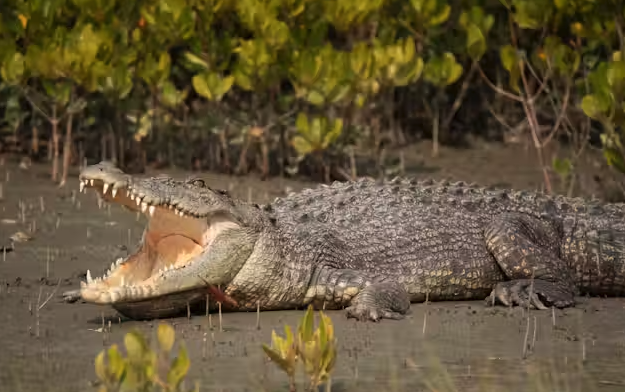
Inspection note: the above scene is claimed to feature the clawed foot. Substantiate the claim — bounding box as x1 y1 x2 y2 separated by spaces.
62 289 82 303
486 279 575 310
344 281 411 322
345 304 406 322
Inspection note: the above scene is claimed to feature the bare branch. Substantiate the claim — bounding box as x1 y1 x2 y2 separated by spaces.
475 62 524 102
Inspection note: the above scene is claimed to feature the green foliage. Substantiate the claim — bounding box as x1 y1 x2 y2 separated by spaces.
423 53 463 88
535 36 581 79
192 72 233 102
407 0 452 29
499 45 522 93
94 323 198 392
375 38 425 87
1 0 625 181
292 113 343 157
581 56 625 173
459 6 495 61
262 305 337 392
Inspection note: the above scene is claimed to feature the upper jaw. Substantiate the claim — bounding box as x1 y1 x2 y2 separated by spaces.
79 161 196 218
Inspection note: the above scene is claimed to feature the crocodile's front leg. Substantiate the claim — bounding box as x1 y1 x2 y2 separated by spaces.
305 266 411 322
484 213 577 309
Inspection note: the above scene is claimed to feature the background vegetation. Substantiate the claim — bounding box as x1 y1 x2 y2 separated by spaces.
0 0 624 190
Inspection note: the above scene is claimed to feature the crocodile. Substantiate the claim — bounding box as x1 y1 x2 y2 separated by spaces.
62 161 625 321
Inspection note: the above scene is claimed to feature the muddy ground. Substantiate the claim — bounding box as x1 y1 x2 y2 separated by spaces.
1 142 625 392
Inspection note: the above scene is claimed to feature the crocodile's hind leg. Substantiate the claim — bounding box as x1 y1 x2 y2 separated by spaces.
305 266 411 322
484 213 577 309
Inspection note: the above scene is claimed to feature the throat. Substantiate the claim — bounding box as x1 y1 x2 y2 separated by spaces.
149 233 204 273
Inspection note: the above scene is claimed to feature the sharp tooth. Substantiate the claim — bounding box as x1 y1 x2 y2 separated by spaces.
79 181 85 193
111 262 115 271
136 198 141 206
87 270 93 283
180 211 185 217
130 194 135 201
103 183 109 195
121 277 125 286
169 264 175 270
112 188 118 198
89 179 94 186
141 202 148 212
116 258 123 265
148 205 155 216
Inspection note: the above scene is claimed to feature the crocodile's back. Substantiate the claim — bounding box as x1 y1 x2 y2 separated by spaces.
271 177 621 226
264 178 625 301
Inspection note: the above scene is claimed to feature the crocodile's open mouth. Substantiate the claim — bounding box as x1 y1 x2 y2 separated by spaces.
77 176 239 304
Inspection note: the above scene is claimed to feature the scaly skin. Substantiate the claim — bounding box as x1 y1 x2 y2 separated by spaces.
62 161 625 321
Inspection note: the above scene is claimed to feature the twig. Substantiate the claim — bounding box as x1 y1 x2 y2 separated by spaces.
540 81 571 147
519 60 553 194
475 62 523 102
441 62 478 131
522 269 536 359
422 291 429 336
38 278 62 311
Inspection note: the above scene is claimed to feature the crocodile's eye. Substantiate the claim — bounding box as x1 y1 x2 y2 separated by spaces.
188 178 205 187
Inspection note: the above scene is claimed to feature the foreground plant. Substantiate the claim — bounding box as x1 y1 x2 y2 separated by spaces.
94 323 199 392
262 305 337 392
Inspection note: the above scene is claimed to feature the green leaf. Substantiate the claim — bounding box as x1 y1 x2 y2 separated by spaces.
428 4 451 27
94 351 107 381
552 157 572 177
1 52 25 84
580 94 608 119
500 45 518 72
167 344 191 388
607 61 625 90
499 45 521 92
157 323 176 353
124 330 148 361
107 345 126 381
554 0 568 9
75 24 102 64
306 89 326 106
291 135 314 156
262 344 294 374
603 146 625 174
322 119 343 149
299 305 315 342
43 81 71 106
424 53 463 88
192 72 233 101
184 52 210 70
158 52 171 75
512 1 548 29
160 80 187 108
465 23 486 61
295 112 309 134
233 67 254 91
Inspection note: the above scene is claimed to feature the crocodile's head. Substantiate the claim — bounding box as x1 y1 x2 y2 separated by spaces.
68 161 263 319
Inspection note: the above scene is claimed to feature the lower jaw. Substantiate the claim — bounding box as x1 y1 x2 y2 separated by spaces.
111 287 216 320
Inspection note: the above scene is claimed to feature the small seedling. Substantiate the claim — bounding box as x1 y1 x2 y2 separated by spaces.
262 305 337 392
94 323 199 392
